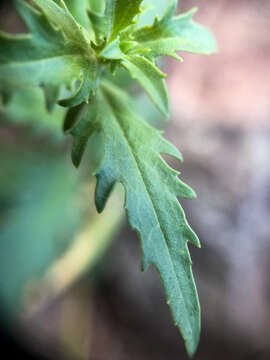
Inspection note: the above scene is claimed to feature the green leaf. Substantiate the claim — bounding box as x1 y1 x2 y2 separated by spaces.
108 0 143 41
0 87 65 138
132 1 217 60
122 54 170 116
0 143 86 313
33 0 88 45
67 80 201 357
0 0 98 109
60 0 91 30
88 0 104 14
87 0 143 44
87 9 107 44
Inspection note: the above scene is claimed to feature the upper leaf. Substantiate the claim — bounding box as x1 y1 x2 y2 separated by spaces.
88 0 104 13
59 0 91 30
108 0 143 41
88 0 143 45
132 0 217 60
65 80 201 356
122 55 170 117
0 0 98 109
96 0 217 117
36 0 89 45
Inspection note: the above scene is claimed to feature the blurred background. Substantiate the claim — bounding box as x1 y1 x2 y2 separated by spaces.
1 0 270 359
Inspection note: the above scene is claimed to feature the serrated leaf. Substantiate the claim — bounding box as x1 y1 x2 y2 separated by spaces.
0 0 98 109
67 80 200 356
31 0 89 49
122 55 170 117
108 0 143 41
132 1 217 60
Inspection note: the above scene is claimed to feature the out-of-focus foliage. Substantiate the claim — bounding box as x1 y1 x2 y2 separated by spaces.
0 88 65 138
0 143 84 313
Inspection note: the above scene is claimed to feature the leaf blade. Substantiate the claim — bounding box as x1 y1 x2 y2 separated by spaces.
133 4 217 60
69 81 200 356
30 0 89 46
109 0 143 41
61 0 91 30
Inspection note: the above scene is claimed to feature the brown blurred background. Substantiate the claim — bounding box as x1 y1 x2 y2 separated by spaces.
1 1 270 359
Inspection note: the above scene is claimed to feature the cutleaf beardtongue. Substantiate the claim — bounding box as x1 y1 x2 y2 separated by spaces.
0 0 217 356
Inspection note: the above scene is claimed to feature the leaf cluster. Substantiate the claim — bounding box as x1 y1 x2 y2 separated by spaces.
0 0 217 356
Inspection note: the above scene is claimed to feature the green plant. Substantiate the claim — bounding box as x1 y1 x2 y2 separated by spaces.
0 0 217 356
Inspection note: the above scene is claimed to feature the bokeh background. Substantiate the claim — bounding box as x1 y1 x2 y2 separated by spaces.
1 0 270 359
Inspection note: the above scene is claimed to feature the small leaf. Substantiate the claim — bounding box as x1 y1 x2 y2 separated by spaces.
122 55 170 117
133 1 217 60
31 0 89 46
87 9 107 44
108 0 143 41
60 0 91 30
67 80 200 356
